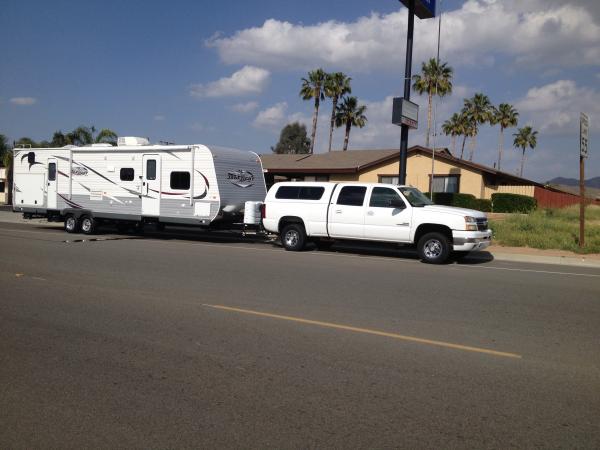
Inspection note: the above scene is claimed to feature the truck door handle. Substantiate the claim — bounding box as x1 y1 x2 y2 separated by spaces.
367 210 374 216
335 210 342 214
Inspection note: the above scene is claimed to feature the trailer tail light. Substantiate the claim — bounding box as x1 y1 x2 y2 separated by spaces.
260 203 266 219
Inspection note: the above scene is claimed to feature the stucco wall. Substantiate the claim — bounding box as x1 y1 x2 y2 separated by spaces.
483 184 535 198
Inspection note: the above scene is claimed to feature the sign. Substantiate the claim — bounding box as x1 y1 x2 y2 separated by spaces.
392 98 419 129
580 112 589 158
399 0 436 19
227 170 254 188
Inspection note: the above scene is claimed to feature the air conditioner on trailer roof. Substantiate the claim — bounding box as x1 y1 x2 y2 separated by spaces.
117 136 150 146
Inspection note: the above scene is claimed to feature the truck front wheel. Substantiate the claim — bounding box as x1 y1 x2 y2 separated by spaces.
417 232 450 264
281 224 306 251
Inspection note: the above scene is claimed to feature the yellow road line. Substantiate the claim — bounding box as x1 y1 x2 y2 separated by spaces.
203 304 522 359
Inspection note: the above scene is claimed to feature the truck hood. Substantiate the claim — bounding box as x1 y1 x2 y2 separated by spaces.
421 204 486 218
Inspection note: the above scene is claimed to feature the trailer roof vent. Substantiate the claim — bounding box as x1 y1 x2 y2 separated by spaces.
117 136 150 147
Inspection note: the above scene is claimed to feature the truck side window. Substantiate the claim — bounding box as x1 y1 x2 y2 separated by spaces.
369 187 405 208
337 186 366 206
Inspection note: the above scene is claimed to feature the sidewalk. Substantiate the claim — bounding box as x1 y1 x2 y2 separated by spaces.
0 209 599 269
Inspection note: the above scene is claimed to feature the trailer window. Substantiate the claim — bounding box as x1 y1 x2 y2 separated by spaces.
48 163 56 181
337 186 366 206
146 160 156 180
170 171 190 190
120 168 134 181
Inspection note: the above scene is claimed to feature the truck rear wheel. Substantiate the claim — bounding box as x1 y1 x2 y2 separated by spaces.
417 232 450 264
281 224 306 251
64 214 79 233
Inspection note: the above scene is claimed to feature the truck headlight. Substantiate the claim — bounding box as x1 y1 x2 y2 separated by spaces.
464 216 478 231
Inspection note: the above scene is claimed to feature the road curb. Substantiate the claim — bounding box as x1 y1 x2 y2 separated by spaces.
467 250 600 269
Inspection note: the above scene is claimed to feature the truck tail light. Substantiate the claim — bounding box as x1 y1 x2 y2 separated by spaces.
260 203 266 219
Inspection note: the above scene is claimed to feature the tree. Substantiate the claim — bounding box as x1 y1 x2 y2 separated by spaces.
324 72 352 153
51 131 69 147
513 126 538 177
335 96 367 152
1 134 13 205
14 137 39 148
300 68 327 154
441 112 463 157
412 58 453 148
491 103 519 171
271 122 311 154
66 126 94 146
462 93 493 161
94 128 118 145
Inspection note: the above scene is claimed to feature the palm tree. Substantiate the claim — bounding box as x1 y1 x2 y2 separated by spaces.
441 112 463 157
324 72 352 152
513 126 538 177
335 96 367 152
300 68 327 153
491 103 519 171
412 58 453 148
94 128 118 145
66 126 94 146
462 93 493 161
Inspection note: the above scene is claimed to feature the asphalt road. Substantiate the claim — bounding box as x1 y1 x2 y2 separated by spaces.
1 221 599 449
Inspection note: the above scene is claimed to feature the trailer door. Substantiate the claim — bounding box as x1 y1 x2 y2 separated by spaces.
142 154 161 216
47 158 57 209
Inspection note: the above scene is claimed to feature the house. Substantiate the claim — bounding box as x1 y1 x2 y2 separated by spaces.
0 167 7 204
260 146 541 200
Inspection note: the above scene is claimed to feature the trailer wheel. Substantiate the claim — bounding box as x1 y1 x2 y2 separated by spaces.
64 214 79 233
417 232 450 264
281 223 306 251
80 215 97 235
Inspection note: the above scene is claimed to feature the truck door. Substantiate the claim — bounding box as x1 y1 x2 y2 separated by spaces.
363 186 412 242
328 185 366 238
142 154 161 216
47 158 57 209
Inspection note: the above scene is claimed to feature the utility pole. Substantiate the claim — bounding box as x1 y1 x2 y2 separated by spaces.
580 112 589 248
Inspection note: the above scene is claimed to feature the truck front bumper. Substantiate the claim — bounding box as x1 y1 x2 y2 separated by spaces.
452 230 492 252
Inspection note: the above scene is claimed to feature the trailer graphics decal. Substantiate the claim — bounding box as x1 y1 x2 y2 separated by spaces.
71 166 89 176
227 170 254 188
21 152 44 170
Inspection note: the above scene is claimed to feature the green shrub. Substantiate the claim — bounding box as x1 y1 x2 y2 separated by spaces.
491 193 537 213
425 192 479 209
472 199 492 212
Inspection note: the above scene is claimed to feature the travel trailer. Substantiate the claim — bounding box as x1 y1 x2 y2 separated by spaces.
12 137 266 234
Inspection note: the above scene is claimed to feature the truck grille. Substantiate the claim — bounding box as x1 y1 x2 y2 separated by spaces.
476 218 488 231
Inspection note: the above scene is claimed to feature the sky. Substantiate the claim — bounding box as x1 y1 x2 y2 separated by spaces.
1 0 598 182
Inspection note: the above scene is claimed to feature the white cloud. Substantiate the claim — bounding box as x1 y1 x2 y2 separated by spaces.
231 101 259 113
10 97 37 106
154 114 165 121
515 79 600 134
207 1 600 72
190 65 270 98
253 102 288 129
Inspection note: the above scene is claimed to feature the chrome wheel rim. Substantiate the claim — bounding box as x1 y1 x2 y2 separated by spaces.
81 219 91 233
284 230 299 247
423 239 443 259
66 217 76 231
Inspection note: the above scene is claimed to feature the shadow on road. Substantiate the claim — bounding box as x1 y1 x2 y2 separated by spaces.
26 222 495 264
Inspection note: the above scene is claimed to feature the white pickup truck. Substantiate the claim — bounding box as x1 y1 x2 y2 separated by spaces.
262 182 492 264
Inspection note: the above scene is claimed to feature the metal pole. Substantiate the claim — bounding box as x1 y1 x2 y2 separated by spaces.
429 0 443 198
398 0 415 185
580 155 585 247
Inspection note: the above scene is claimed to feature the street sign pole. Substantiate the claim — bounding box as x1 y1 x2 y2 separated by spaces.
579 112 589 248
398 0 415 185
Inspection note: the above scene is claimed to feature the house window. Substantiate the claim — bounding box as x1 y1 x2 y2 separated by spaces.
120 168 135 181
378 176 399 185
170 171 190 190
431 175 459 193
304 175 329 182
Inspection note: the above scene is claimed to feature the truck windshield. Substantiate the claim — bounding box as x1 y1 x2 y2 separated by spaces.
399 187 434 207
